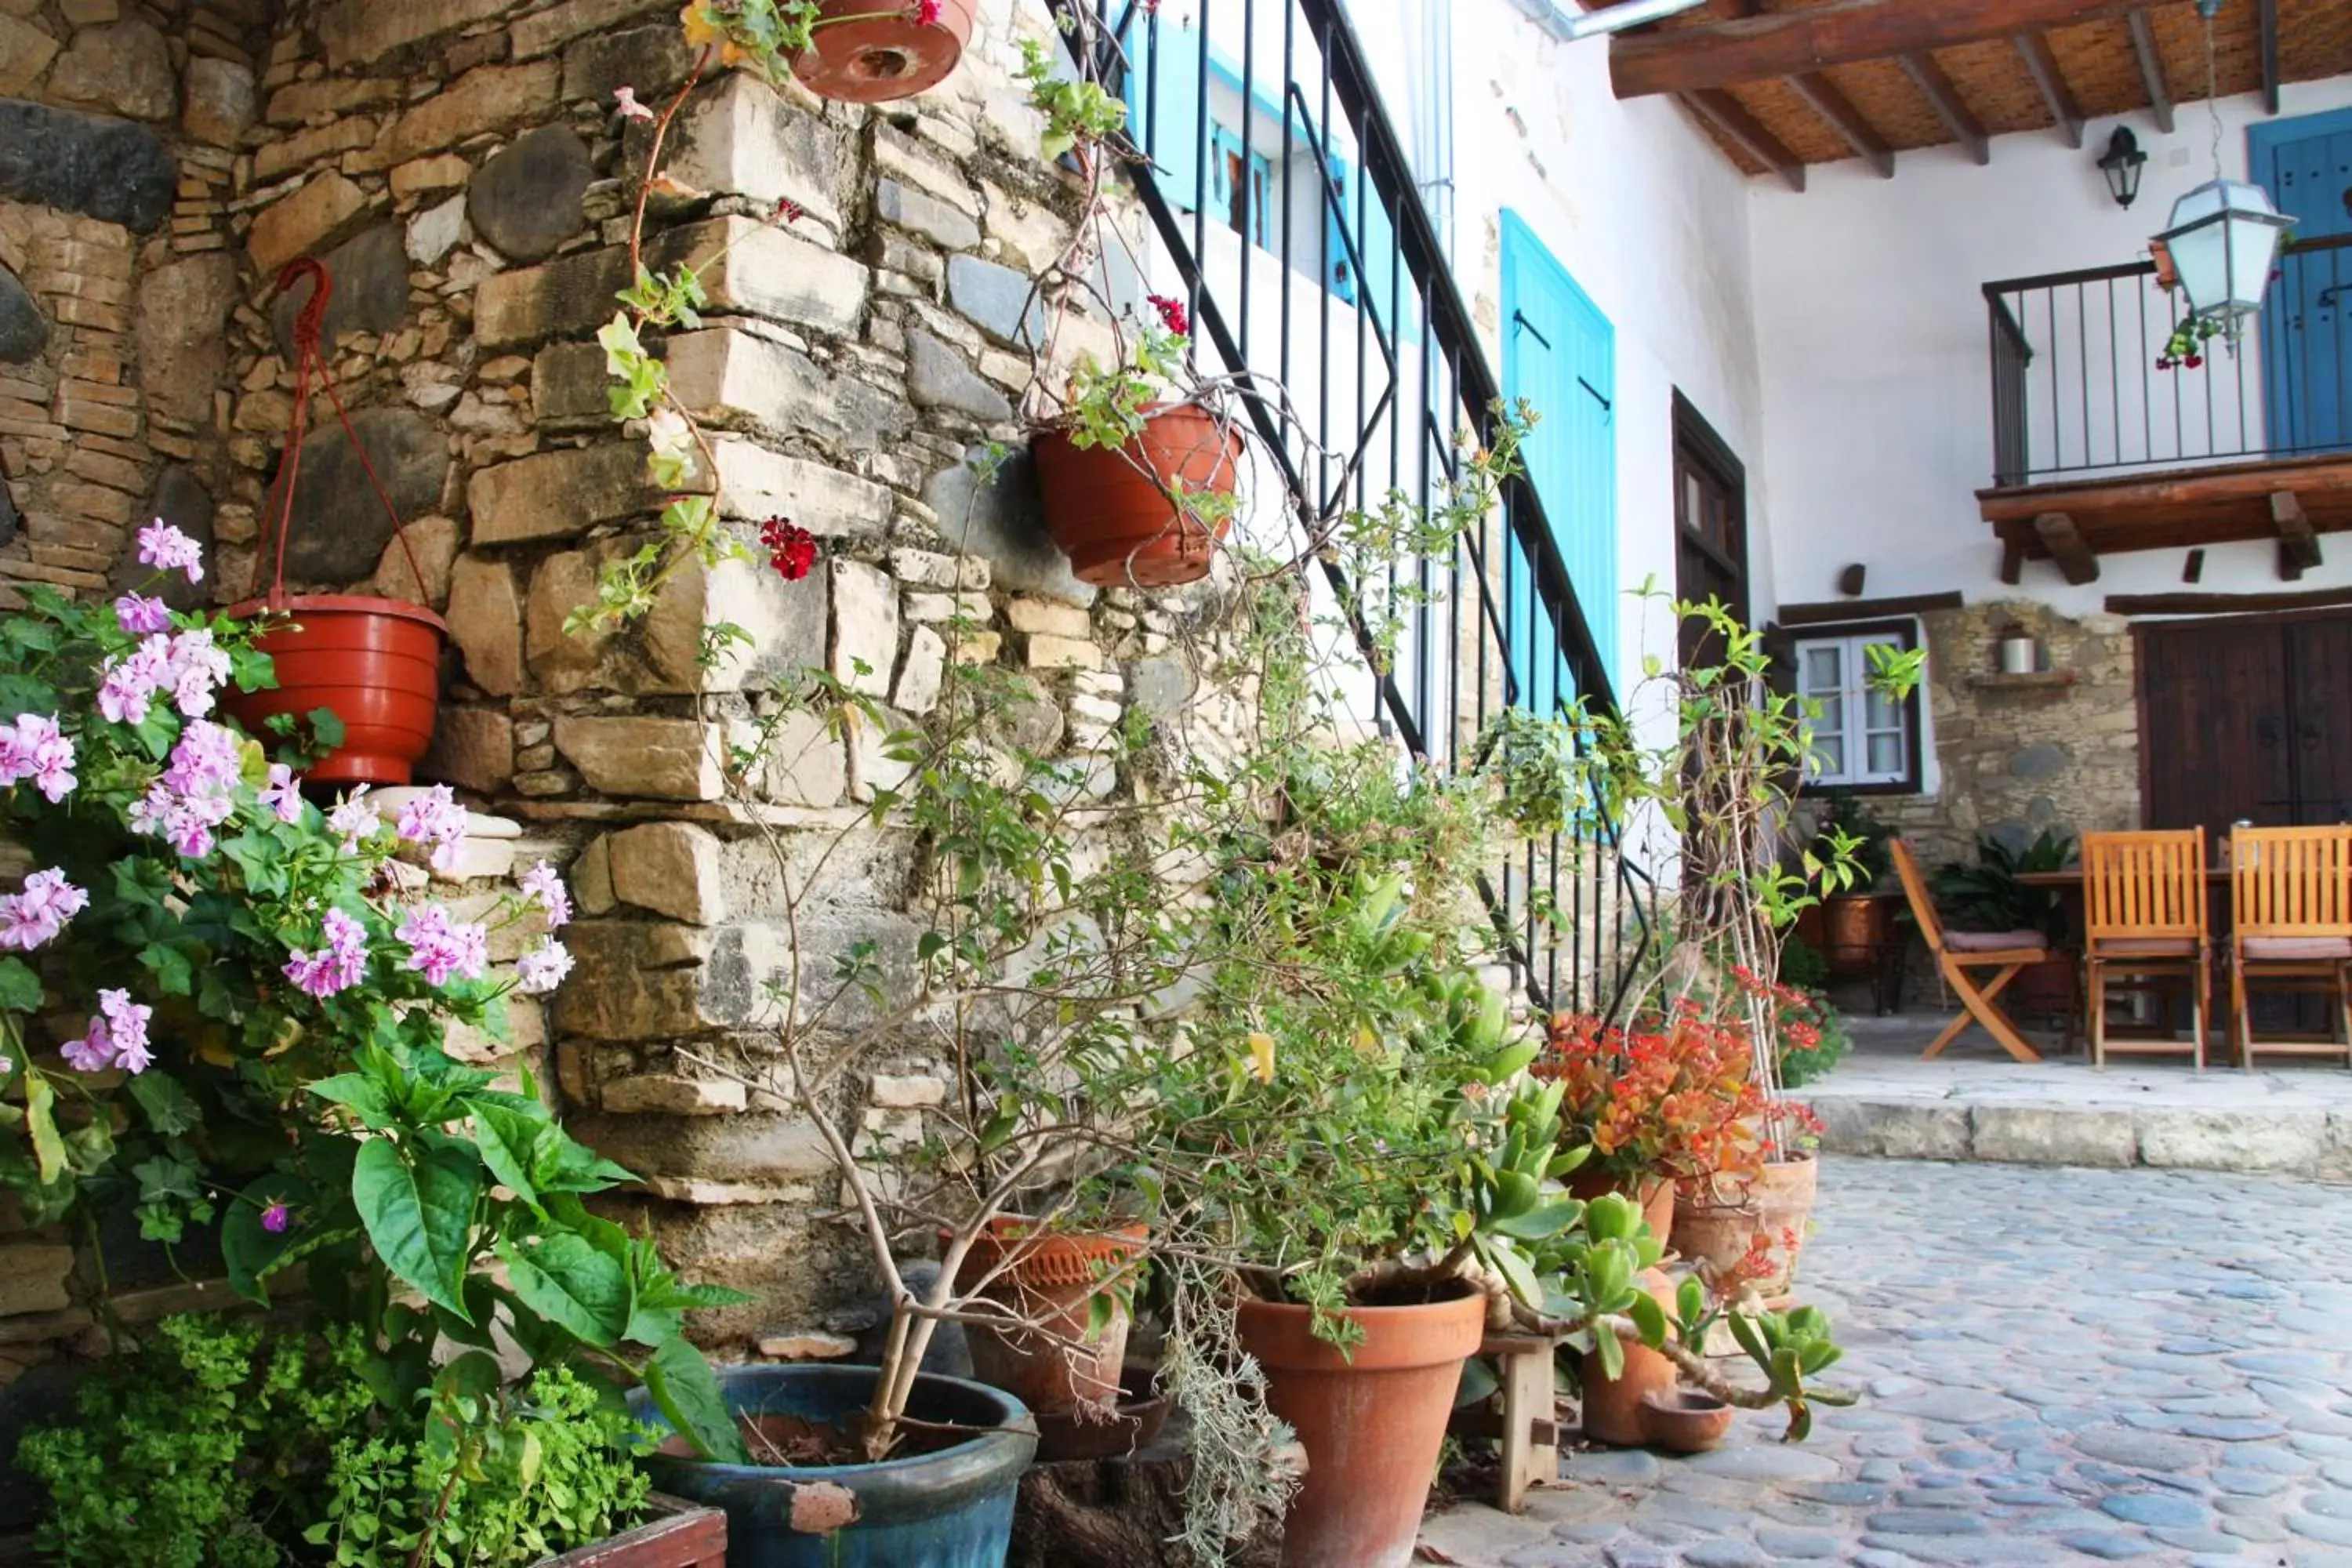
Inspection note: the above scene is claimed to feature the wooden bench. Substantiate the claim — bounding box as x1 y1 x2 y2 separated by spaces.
1446 1333 1562 1513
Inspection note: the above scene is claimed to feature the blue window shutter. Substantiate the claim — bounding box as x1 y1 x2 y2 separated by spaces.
1359 180 1412 341
1122 16 1206 213
1323 154 1416 340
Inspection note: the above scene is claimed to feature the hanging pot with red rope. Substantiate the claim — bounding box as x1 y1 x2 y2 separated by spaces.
220 258 448 789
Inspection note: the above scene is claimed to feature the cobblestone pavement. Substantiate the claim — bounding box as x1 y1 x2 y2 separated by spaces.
1419 1157 2352 1566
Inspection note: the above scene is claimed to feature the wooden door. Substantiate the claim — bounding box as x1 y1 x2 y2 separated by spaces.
2253 108 2352 456
1673 394 1747 672
2139 612 2352 829
2288 615 2352 824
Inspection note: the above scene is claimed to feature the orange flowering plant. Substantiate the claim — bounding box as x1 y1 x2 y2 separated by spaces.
1535 1003 1767 1189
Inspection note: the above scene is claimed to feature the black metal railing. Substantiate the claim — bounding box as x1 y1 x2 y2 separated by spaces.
1984 233 2352 486
1053 0 1654 1018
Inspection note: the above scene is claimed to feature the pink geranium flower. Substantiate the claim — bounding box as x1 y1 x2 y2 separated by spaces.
136 519 205 582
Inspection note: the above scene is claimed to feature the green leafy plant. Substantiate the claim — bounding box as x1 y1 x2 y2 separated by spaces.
1772 984 1851 1090
21 1313 655 1568
307 1360 654 1566
1017 32 1130 162
0 545 745 1463
1930 829 2077 943
1474 708 1583 840
18 1314 369 1568
1805 789 1893 894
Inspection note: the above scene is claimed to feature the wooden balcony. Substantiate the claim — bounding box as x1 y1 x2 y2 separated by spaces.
1980 452 2352 588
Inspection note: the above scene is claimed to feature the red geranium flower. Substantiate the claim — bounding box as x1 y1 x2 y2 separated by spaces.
774 196 805 226
759 517 819 582
914 0 942 24
1147 292 1190 336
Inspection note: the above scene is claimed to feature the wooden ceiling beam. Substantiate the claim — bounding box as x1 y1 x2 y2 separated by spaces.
1610 0 2134 98
2272 490 2321 579
2127 9 2175 133
1788 71 1895 177
1683 89 1807 192
2108 585 2352 616
2034 511 2100 584
1900 53 1991 166
2258 0 2281 116
2013 31 2084 149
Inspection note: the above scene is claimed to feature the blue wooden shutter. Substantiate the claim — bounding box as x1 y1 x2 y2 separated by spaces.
1121 16 1206 214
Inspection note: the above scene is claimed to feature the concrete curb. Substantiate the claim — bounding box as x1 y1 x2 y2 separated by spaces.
1813 1096 2352 1181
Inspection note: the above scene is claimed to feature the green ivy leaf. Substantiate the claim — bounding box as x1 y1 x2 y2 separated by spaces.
644 1336 748 1465
138 942 195 997
127 1073 201 1137
351 1138 480 1322
0 957 41 1013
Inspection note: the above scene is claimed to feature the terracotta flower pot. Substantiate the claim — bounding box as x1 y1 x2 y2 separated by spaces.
1031 403 1240 589
222 593 446 788
1820 892 1893 971
951 1218 1147 1448
1637 1387 1734 1453
791 0 976 103
1671 1152 1820 1303
1578 1268 1679 1448
1566 1168 1676 1246
1236 1284 1486 1568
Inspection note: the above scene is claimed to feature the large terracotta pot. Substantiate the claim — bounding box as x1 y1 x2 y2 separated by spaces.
1236 1285 1486 1568
1566 1168 1676 1247
1032 403 1240 589
1670 1152 1820 1303
950 1218 1147 1457
790 0 976 103
1820 892 1893 972
222 594 445 787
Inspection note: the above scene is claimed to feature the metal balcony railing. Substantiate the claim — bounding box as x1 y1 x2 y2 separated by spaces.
1984 233 2352 487
1052 0 1654 1018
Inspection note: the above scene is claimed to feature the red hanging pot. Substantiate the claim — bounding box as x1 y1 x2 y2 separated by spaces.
225 259 445 787
221 595 445 788
1031 402 1240 590
790 0 976 103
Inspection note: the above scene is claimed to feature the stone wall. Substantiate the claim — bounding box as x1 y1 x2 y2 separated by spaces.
0 0 1256 1367
1864 599 2141 871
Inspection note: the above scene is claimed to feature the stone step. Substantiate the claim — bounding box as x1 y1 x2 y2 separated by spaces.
1814 1094 2352 1181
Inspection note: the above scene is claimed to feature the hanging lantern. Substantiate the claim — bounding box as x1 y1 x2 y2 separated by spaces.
2153 179 2296 327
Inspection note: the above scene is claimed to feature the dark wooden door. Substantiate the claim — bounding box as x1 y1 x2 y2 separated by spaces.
2140 612 2352 829
1672 395 1746 670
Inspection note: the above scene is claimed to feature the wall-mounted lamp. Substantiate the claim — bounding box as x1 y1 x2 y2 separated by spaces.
2098 125 2147 209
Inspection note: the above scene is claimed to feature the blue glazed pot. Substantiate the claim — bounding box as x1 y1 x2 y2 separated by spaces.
630 1363 1037 1568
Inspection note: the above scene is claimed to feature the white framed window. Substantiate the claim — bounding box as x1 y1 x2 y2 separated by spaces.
1794 626 1918 790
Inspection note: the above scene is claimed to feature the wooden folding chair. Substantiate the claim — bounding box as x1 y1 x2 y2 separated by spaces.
2082 829 2209 1070
2228 825 2352 1070
1890 838 2045 1063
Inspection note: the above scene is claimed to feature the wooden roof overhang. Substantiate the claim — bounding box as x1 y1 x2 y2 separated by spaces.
1978 453 2352 586
1586 0 2352 191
